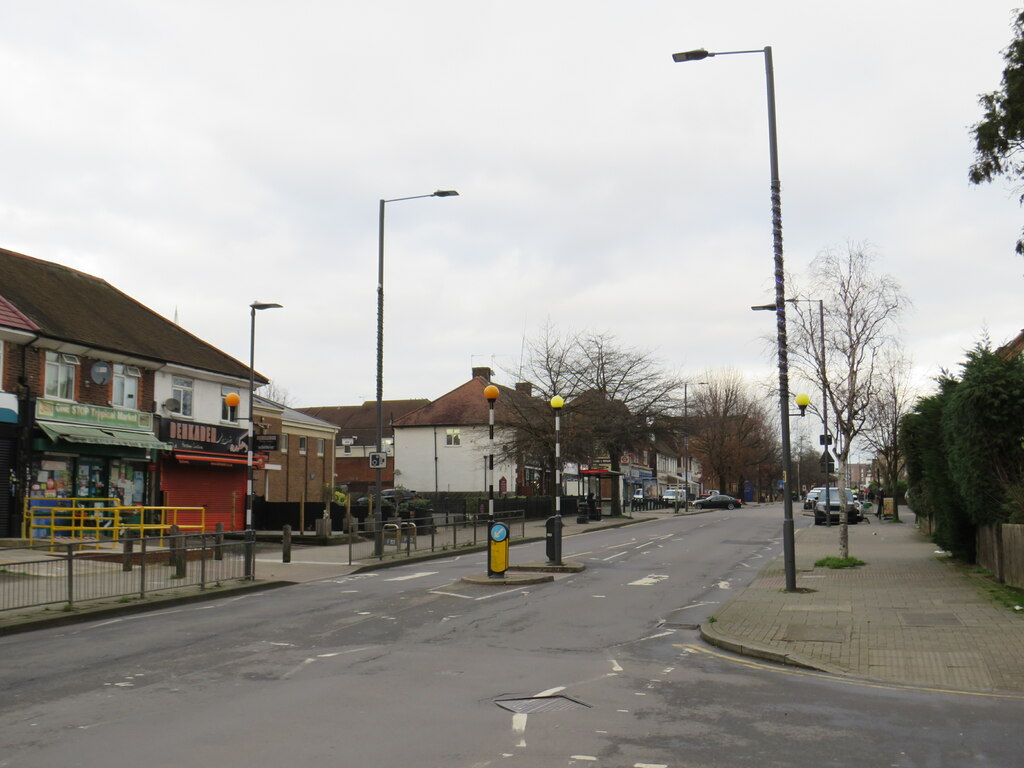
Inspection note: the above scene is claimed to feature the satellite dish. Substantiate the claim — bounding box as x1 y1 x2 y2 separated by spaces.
90 362 112 385
163 398 181 412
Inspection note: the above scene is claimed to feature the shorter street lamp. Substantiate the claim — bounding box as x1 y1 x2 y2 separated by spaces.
547 395 564 565
484 385 499 522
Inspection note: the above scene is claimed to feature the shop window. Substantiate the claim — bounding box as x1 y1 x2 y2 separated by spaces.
171 377 193 417
44 351 78 400
221 386 240 423
112 364 140 409
446 428 460 446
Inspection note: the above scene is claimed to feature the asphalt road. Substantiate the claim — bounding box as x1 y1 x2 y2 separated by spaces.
1 507 1021 767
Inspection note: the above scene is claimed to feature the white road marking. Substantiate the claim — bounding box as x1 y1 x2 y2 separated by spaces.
429 590 474 599
592 595 607 598
570 757 597 761
282 658 317 679
602 551 628 561
635 763 668 768
385 571 439 581
628 574 669 586
610 659 623 672
512 713 528 747
536 686 565 697
716 581 731 589
639 630 676 641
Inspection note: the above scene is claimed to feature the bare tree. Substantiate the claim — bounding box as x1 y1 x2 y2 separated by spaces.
503 326 683 514
690 369 779 496
257 380 296 406
861 350 915 522
788 243 908 557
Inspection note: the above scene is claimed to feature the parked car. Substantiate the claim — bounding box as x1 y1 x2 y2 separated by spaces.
694 494 742 510
356 488 420 506
803 487 825 510
814 488 861 525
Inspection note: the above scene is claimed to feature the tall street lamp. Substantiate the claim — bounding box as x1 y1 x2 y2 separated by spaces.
787 297 833 524
374 189 458 556
682 380 707 510
675 45 798 591
246 301 282 536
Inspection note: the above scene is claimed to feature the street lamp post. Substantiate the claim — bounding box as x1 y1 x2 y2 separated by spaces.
246 301 282 536
787 297 832 524
682 380 707 510
374 190 458 556
675 45 798 591
548 395 564 565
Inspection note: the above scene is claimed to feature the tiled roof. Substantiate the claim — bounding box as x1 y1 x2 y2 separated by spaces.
0 293 40 331
393 376 519 427
0 246 254 380
299 399 430 441
998 329 1024 361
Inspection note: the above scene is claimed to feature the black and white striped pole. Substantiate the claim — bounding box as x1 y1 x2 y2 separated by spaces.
546 395 564 565
484 385 508 578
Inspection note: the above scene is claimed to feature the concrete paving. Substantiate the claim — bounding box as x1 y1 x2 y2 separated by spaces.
4 504 1024 697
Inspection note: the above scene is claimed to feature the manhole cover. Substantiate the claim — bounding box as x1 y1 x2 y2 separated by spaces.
495 695 589 714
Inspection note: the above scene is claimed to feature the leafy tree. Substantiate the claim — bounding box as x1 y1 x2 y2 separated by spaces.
942 343 1024 528
900 377 970 557
970 10 1024 256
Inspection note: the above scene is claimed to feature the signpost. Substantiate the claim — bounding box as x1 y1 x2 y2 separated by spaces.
369 452 387 469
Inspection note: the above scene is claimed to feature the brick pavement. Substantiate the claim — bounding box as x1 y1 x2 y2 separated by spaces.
701 516 1024 694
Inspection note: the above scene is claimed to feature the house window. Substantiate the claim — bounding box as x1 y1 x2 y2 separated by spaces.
446 428 460 446
44 351 78 400
112 364 140 409
342 444 351 455
299 436 307 454
171 377 193 417
281 435 288 453
221 386 240 423
317 438 325 456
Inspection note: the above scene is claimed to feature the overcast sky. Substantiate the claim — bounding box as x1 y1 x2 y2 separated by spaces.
2 2 1021 411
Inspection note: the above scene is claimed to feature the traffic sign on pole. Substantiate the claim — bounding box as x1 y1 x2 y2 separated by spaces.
369 452 387 469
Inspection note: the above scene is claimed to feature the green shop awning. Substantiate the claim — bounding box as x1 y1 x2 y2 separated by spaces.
38 421 172 450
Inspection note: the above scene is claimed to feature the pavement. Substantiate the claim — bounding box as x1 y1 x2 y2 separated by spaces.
4 504 1024 696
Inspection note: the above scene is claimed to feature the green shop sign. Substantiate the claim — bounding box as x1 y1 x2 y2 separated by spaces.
36 399 154 430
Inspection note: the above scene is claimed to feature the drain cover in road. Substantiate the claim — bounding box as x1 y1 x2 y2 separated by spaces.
495 695 589 714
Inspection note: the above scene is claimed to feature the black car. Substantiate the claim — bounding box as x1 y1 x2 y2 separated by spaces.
356 488 420 506
813 488 861 525
694 494 743 510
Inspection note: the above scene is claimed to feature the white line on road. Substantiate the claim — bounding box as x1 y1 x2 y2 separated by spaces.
429 590 474 599
610 659 623 672
512 713 528 747
602 551 628 561
536 686 565 697
385 571 439 581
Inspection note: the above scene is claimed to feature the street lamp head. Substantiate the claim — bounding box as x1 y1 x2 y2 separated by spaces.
795 392 810 416
672 49 711 62
750 303 777 311
433 190 459 197
483 384 499 403
251 302 283 311
550 395 564 410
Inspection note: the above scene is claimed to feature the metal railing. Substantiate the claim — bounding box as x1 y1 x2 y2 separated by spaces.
22 498 207 549
344 510 527 564
0 530 253 611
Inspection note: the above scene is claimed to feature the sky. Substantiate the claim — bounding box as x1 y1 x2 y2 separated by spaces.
2 1 1022 412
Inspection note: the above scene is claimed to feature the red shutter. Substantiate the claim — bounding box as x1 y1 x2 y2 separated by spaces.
160 461 245 531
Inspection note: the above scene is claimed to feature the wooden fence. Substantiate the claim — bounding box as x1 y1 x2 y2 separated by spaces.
977 523 1024 589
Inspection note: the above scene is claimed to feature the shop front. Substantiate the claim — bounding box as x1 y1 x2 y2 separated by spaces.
30 400 171 534
158 418 255 532
0 393 19 536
